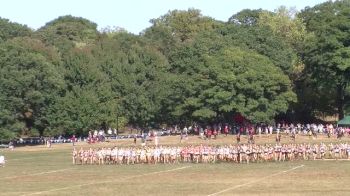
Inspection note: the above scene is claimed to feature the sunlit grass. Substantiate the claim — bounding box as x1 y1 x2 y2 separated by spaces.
0 135 349 196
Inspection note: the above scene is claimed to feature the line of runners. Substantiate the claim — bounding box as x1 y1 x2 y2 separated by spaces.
73 142 350 165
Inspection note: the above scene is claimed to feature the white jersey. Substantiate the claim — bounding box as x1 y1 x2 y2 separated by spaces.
97 150 104 159
224 148 230 155
126 149 132 157
0 156 5 165
111 149 117 157
154 149 160 157
118 149 124 157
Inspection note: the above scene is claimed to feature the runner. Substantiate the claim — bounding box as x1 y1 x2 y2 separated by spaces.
72 141 350 165
72 148 78 165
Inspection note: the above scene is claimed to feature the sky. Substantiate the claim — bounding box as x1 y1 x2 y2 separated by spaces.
0 0 328 34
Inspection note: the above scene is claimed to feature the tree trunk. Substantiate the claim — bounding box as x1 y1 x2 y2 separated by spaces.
337 84 345 120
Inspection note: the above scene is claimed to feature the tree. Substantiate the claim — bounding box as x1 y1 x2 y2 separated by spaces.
92 32 170 129
0 37 64 138
46 46 118 136
258 6 308 52
143 9 223 56
35 15 99 54
257 6 309 79
300 0 350 119
228 9 264 26
147 9 221 42
211 47 296 123
162 29 296 123
3 5 348 139
0 17 32 42
219 24 296 76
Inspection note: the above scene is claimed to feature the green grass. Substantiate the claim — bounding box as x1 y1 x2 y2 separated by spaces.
0 135 350 196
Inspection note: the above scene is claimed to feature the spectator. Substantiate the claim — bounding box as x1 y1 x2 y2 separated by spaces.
133 134 137 144
8 141 14 151
71 135 76 146
0 155 5 167
46 137 52 148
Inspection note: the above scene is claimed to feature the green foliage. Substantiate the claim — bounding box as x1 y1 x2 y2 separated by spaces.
258 6 308 52
156 28 295 123
0 17 32 42
214 47 296 123
228 9 265 25
219 24 296 76
0 129 17 141
148 9 221 42
92 32 169 128
1 3 346 139
143 9 223 56
300 0 350 118
257 6 309 78
0 37 64 138
45 46 119 135
35 15 99 53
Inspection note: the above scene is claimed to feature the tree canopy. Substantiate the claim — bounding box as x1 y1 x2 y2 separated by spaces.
0 1 349 139
0 18 32 42
300 0 350 119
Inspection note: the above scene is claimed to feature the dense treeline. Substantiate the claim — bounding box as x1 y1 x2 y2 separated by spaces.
0 1 349 139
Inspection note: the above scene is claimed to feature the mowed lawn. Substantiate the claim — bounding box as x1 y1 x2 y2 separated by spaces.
1 135 350 196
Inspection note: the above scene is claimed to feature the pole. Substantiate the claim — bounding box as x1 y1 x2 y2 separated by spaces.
116 114 119 136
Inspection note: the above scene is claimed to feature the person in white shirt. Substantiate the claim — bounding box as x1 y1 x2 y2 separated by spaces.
154 132 159 146
0 155 5 167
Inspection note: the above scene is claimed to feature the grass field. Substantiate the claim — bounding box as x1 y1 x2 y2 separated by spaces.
1 135 350 196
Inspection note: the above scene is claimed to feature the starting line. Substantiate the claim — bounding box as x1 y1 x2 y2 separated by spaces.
21 166 191 196
207 164 305 196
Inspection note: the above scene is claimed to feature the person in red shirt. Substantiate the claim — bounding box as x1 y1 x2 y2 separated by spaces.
71 135 76 146
207 129 212 140
213 129 218 139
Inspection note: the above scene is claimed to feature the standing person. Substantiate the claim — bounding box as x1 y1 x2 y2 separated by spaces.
174 125 178 136
8 141 14 151
88 130 92 144
0 155 5 167
276 132 281 144
180 131 184 143
213 128 218 139
291 130 296 142
248 130 254 144
200 127 204 140
236 132 241 144
133 134 137 145
183 126 188 137
154 132 159 146
269 125 273 135
72 148 78 165
141 134 146 147
46 137 52 148
207 128 212 140
71 135 76 146
327 126 331 138
224 125 229 136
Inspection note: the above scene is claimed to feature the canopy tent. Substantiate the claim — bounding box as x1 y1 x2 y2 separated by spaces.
337 116 350 126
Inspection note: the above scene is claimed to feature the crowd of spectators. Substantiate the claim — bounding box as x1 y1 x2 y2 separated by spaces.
166 122 350 138
1 122 349 149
